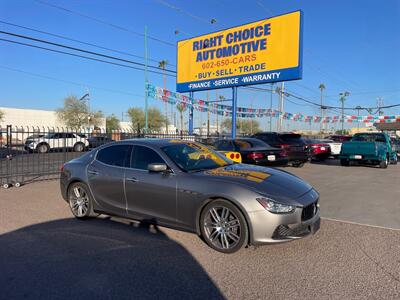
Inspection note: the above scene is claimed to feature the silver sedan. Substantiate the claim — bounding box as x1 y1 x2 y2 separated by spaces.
60 139 320 253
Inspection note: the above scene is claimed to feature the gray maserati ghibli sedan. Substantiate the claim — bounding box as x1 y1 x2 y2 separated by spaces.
60 139 320 253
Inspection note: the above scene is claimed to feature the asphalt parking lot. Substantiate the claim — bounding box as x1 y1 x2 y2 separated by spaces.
1 162 399 299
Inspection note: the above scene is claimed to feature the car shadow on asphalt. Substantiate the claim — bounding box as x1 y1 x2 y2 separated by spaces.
0 217 224 300
309 159 382 168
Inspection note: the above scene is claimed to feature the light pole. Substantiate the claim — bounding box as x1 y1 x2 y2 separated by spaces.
355 105 362 133
269 83 274 131
318 83 325 133
339 91 350 133
79 92 90 129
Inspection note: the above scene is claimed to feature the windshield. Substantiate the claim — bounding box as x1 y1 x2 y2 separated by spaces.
162 142 232 172
279 134 304 144
352 133 386 142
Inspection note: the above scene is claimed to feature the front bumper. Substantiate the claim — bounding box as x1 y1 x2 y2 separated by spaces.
249 200 320 245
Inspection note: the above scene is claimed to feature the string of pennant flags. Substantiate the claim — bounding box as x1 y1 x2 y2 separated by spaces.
146 84 400 124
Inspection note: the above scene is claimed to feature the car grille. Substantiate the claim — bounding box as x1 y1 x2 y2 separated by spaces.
272 224 311 239
301 201 318 221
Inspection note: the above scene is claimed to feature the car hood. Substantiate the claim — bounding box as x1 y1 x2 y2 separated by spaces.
199 164 314 205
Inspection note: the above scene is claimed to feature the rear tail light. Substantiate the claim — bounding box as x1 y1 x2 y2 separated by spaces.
247 153 264 159
280 144 290 149
60 164 65 172
235 153 240 159
230 153 235 159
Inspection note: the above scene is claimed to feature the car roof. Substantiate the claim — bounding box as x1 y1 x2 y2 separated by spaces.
115 138 198 147
216 137 259 141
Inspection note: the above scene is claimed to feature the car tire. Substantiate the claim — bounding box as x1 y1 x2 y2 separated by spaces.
379 155 389 169
68 182 97 219
36 143 49 153
340 159 350 166
292 162 305 168
390 155 398 165
73 142 85 152
200 199 248 254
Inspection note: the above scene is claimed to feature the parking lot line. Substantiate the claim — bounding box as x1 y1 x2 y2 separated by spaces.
321 217 400 232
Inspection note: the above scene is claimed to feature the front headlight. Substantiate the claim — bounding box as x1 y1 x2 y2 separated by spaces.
256 197 296 214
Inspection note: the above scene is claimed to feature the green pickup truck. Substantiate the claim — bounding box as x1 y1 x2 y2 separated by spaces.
339 132 398 168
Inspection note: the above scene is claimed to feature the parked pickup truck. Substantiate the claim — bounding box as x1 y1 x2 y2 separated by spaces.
339 132 397 168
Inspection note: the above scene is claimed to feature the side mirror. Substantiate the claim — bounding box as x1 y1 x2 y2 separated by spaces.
148 163 168 172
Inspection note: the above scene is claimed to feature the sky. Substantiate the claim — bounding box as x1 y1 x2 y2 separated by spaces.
0 0 399 131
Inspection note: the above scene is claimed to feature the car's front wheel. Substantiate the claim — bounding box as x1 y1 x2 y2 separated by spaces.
68 182 97 219
200 199 248 253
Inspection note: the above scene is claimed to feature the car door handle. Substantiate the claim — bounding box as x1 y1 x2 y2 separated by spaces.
126 177 139 183
88 170 99 176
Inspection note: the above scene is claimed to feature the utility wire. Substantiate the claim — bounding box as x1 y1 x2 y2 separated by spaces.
0 65 145 98
33 0 175 47
0 37 175 77
0 30 176 74
1 31 398 111
0 20 175 66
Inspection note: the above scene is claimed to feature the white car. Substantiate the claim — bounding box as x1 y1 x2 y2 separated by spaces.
24 132 89 153
323 139 342 156
324 135 353 158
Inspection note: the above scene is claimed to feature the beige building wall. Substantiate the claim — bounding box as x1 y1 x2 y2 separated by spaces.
0 106 106 129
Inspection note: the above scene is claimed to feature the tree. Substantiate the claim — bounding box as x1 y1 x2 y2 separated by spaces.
106 114 120 131
335 129 349 135
0 110 4 123
318 83 326 132
176 103 187 131
158 59 169 131
221 118 260 135
57 95 104 128
127 107 165 131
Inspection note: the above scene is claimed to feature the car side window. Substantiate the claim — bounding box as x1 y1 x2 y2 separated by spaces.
65 133 75 138
97 145 132 167
131 145 165 170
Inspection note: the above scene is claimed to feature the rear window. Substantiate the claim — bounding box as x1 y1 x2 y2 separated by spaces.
352 134 386 143
254 133 280 144
235 139 269 149
279 134 303 144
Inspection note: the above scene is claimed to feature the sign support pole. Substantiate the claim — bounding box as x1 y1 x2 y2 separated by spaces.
232 87 237 138
144 25 149 130
189 91 194 134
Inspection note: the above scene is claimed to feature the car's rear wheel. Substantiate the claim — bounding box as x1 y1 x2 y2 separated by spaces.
68 182 96 219
390 154 397 165
200 199 248 254
340 159 349 166
73 142 85 152
379 155 389 169
292 162 305 168
37 143 49 153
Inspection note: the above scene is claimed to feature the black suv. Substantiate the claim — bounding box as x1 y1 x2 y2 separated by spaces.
251 132 309 167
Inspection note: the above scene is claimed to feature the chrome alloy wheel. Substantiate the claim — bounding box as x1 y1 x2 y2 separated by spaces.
69 186 90 217
203 206 241 250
